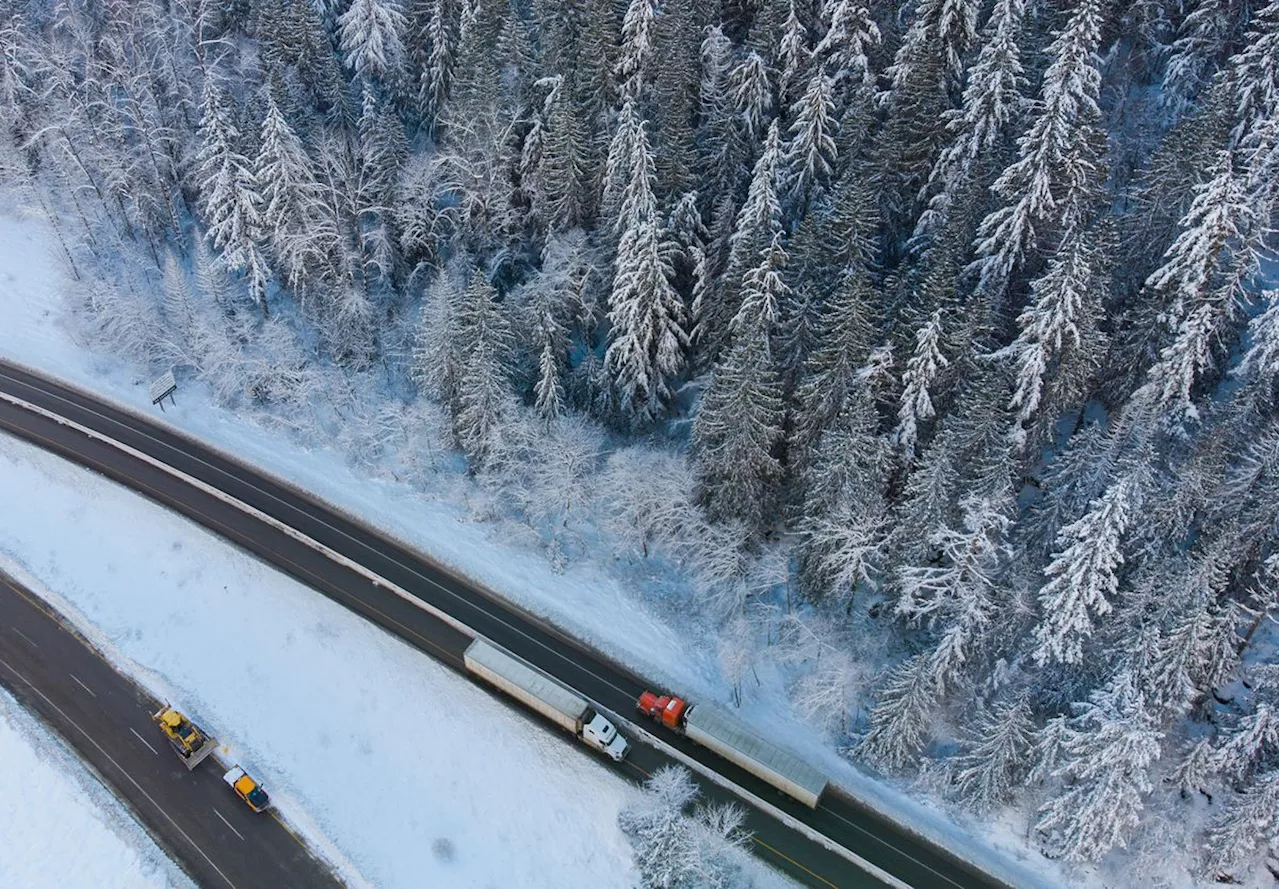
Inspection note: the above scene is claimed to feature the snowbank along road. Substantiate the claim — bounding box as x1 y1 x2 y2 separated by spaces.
0 572 343 889
0 359 1015 889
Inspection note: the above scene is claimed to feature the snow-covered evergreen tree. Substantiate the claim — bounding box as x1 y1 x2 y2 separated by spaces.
947 692 1035 813
1132 150 1256 421
729 51 773 146
1006 227 1107 447
857 652 941 771
1203 769 1279 879
775 0 810 110
195 83 270 313
971 0 1107 292
894 309 949 458
614 0 656 102
1032 475 1138 666
256 90 331 291
783 70 837 210
1034 671 1163 863
604 102 687 426
814 0 880 93
338 0 408 90
453 268 516 467
694 237 788 532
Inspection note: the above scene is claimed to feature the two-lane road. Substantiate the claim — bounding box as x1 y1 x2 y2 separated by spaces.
0 573 343 889
0 359 1014 889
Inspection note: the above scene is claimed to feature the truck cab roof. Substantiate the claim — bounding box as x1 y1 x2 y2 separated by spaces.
586 713 616 743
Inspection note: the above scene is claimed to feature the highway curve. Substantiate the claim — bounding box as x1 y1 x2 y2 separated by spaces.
0 359 1014 889
0 572 344 889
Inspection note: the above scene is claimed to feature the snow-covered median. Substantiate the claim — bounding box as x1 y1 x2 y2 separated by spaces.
0 685 196 889
0 431 643 889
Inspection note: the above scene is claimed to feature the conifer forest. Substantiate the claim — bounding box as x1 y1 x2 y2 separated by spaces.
0 0 1275 883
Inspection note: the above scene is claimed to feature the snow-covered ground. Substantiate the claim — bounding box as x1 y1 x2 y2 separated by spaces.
0 684 196 889
0 426 805 889
0 205 1072 886
0 431 642 889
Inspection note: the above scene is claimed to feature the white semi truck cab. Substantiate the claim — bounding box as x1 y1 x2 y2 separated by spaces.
582 711 629 761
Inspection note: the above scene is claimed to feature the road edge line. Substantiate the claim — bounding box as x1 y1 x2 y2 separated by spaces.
0 389 910 888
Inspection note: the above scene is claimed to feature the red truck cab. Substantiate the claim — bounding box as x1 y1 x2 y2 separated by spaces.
637 690 689 730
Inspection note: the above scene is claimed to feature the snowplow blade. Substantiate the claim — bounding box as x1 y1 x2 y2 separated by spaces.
181 738 217 771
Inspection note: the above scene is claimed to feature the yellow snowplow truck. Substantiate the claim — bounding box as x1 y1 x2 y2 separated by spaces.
152 705 216 770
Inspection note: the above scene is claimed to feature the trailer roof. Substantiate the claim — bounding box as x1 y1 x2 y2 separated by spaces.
685 704 828 799
464 640 588 719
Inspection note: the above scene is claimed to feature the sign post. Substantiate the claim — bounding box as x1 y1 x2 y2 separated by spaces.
149 370 177 411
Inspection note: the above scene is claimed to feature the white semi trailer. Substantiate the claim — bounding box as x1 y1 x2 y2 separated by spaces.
464 639 630 762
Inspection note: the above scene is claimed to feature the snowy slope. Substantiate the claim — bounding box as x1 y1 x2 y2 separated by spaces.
0 431 641 889
0 428 803 889
0 211 1067 887
0 685 196 889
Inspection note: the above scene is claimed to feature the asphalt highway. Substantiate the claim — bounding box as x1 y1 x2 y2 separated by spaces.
0 359 1014 889
0 572 343 889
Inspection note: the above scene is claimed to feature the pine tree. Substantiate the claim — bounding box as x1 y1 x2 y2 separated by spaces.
604 102 687 426
896 493 1012 632
914 0 1027 246
882 0 980 90
1132 150 1255 421
418 0 457 131
712 120 784 352
1203 769 1280 879
729 51 773 146
875 0 981 243
413 261 466 405
775 0 811 111
814 0 880 96
783 69 838 211
530 75 593 230
338 0 409 91
790 265 875 462
947 693 1036 813
534 338 564 419
195 83 270 313
256 90 330 291
1218 0 1280 148
694 25 742 229
615 0 656 103
1034 671 1163 863
648 0 700 201
1007 227 1107 448
1032 475 1138 666
617 765 699 887
1159 0 1241 116
453 269 515 467
894 309 949 458
1145 590 1238 718
941 0 1026 168
857 653 941 771
694 237 788 531
1233 289 1279 412
971 0 1107 293
446 0 509 125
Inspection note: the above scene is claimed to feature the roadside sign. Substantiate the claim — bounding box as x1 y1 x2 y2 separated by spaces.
149 370 177 410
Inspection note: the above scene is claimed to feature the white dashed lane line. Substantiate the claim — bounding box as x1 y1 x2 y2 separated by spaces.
213 809 245 841
68 673 97 697
129 726 159 755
